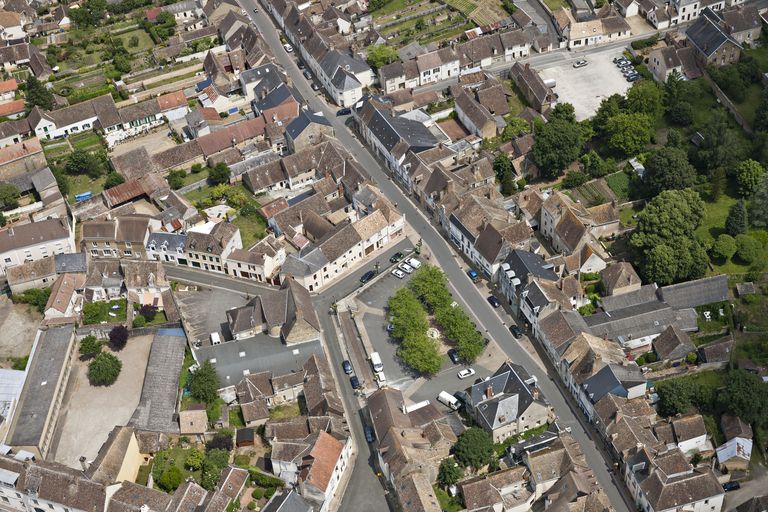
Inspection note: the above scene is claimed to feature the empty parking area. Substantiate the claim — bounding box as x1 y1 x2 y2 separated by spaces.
539 49 632 120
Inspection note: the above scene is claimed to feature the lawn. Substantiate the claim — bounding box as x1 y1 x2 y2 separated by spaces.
68 174 106 204
134 305 168 326
619 204 641 227
746 46 768 73
605 171 632 201
152 446 202 487
179 168 209 188
82 298 127 324
694 189 738 244
144 70 200 90
695 301 731 334
735 293 768 332
114 29 155 53
232 214 268 248
42 141 72 160
268 403 301 420
443 0 477 16
735 83 764 127
372 0 421 17
542 0 569 11
505 80 528 116
136 464 151 485
69 131 104 152
229 408 246 429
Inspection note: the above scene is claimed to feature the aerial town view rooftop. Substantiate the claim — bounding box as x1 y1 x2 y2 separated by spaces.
0 0 767 509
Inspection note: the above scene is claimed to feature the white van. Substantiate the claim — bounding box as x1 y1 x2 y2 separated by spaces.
406 257 421 269
437 391 460 410
370 352 384 372
210 332 221 345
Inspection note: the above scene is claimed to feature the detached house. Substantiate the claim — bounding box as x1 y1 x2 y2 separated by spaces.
464 361 554 442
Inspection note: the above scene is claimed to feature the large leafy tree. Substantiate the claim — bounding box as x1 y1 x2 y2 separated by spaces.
366 44 399 71
189 360 220 404
437 458 462 489
735 159 765 197
693 110 748 172
592 94 624 137
717 370 768 427
65 149 105 179
79 335 102 359
735 234 762 264
109 325 129 351
88 352 122 386
625 80 664 120
208 162 230 185
24 76 54 111
606 113 653 156
630 189 707 284
408 265 451 312
750 174 768 227
548 103 576 123
0 183 20 210
532 119 582 179
711 234 737 261
643 147 696 196
493 154 516 196
453 427 494 471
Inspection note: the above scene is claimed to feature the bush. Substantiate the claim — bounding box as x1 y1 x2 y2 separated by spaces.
109 325 129 351
736 234 762 264
79 335 102 359
167 169 186 190
249 469 285 488
12 287 51 313
562 170 589 189
132 315 146 328
264 487 276 499
158 466 183 491
578 303 596 316
88 353 122 386
251 488 264 499
631 33 659 50
189 360 220 403
206 429 233 452
185 449 204 470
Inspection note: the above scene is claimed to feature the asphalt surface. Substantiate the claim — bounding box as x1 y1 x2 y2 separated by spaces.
230 2 636 510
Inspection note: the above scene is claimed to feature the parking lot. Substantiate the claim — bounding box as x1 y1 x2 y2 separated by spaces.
353 258 512 411
539 48 633 120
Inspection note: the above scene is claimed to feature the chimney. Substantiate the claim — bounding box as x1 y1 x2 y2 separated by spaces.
79 456 90 472
485 385 494 399
532 388 539 400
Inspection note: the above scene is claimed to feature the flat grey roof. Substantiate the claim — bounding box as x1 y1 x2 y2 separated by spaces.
129 329 187 433
195 334 323 388
8 325 74 447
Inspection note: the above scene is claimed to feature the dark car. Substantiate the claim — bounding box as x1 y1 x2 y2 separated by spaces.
342 360 352 374
253 7 258 12
447 348 460 364
350 375 361 389
364 425 375 443
303 70 312 80
360 270 376 284
311 83 321 91
336 107 351 116
626 74 641 82
723 482 740 492
390 252 404 263
297 61 305 69
510 325 523 338
487 296 501 308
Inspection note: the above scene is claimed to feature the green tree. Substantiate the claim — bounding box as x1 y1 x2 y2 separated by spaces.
755 89 768 132
667 102 693 126
718 370 768 427
548 103 576 123
0 183 20 210
167 169 186 190
493 154 516 196
189 360 220 403
0 212 5 227
454 427 494 471
531 119 582 179
208 162 230 185
52 168 70 196
398 331 442 375
185 449 204 470
643 147 696 195
726 199 748 236
750 175 768 228
109 325 129 351
158 466 183 492
693 110 748 172
626 80 664 120
12 287 51 313
562 170 589 189
606 113 653 156
579 150 613 179
132 315 146 328
366 44 400 71
592 94 623 137
711 234 737 261
201 449 230 490
65 149 104 179
415 18 426 30
79 335 102 359
24 76 54 111
129 35 139 47
656 378 693 416
408 265 451 312
735 159 765 197
104 172 125 190
437 458 462 489
643 244 679 285
666 128 686 149
736 234 762 264
88 352 122 386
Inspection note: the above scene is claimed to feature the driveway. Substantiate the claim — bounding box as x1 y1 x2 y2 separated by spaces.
724 462 768 511
51 335 154 468
539 47 632 120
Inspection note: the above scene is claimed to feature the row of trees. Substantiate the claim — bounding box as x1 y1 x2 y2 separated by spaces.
408 265 486 362
388 287 443 375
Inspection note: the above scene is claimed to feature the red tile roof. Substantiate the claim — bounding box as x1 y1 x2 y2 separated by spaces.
0 137 42 166
157 90 187 111
0 99 25 117
0 78 18 94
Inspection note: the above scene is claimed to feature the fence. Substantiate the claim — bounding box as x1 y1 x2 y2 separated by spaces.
704 72 753 134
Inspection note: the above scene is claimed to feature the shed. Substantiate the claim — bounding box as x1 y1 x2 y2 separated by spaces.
179 405 208 435
236 428 255 447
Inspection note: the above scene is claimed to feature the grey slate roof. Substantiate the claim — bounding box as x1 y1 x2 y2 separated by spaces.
285 110 331 141
581 364 645 405
129 329 187 433
331 67 361 92
503 249 558 287
686 11 740 57
467 361 541 431
8 325 74 447
657 275 729 309
54 252 87 274
365 103 438 153
262 490 314 512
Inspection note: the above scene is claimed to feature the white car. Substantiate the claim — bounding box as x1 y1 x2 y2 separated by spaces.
391 269 405 279
398 262 414 274
283 43 293 52
457 368 476 379
405 257 421 269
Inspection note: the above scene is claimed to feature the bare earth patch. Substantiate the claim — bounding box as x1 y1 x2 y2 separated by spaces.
0 296 41 362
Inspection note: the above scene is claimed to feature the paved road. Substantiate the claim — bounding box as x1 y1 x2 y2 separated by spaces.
235 3 633 511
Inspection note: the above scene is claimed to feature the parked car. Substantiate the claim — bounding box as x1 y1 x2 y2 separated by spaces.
405 257 421 269
283 43 293 52
336 107 351 116
448 348 460 364
622 67 636 75
303 70 312 80
391 269 405 279
390 252 404 263
386 323 394 332
342 360 353 374
364 425 375 443
723 482 741 492
626 74 641 82
487 296 501 308
350 376 361 389
458 368 476 379
311 83 321 91
253 7 259 12
360 270 376 284
573 59 588 68
466 269 479 282
510 325 523 338
398 262 414 274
